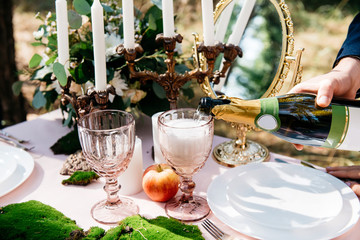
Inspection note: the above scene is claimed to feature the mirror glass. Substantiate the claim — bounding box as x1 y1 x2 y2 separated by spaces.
213 0 284 99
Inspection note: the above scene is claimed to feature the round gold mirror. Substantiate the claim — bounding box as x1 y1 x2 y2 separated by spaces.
200 0 304 167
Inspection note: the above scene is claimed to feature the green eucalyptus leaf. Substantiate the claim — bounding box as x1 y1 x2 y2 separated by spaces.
124 97 131 108
70 42 94 60
32 89 47 109
73 0 91 15
152 82 166 99
47 35 58 50
101 4 114 13
174 64 190 74
181 87 195 100
182 81 192 89
31 42 45 47
45 55 57 66
148 13 157 31
12 81 23 96
53 62 68 86
68 10 82 29
29 54 43 68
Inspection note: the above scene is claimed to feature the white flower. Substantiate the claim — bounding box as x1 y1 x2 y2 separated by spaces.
46 11 52 19
123 89 147 104
105 32 123 59
175 42 183 55
82 15 90 25
49 80 62 94
39 53 50 67
33 28 45 40
110 71 128 96
83 81 94 93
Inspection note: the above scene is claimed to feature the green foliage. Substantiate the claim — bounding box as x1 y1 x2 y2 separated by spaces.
29 53 42 68
102 215 204 240
62 171 99 186
12 81 23 96
73 0 91 15
50 128 81 154
53 62 67 86
0 200 82 240
0 201 204 240
68 10 83 29
32 88 47 109
25 0 194 128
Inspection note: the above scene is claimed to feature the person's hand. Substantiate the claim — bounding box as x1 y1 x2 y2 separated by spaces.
288 57 360 151
289 57 360 107
326 165 360 197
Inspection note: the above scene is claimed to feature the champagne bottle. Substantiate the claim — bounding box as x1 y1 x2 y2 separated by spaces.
199 93 360 151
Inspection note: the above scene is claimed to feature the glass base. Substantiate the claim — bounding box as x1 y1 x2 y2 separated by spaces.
91 197 139 224
165 195 210 222
213 139 269 167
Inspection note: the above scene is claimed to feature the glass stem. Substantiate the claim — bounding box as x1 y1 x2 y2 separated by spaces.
104 177 121 205
179 177 195 203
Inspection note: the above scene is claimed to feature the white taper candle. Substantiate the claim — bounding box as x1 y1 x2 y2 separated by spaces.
214 0 235 42
122 0 135 49
201 0 215 46
162 0 175 37
55 0 70 69
91 0 107 91
227 0 256 45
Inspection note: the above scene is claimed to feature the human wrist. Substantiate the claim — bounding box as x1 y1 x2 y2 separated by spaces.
334 57 360 89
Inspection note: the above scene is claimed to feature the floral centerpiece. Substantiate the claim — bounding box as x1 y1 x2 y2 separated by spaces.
15 0 194 128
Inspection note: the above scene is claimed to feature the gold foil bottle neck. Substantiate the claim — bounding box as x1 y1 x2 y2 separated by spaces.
211 98 261 126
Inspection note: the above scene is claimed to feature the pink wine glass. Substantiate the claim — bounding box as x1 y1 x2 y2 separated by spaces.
77 110 138 224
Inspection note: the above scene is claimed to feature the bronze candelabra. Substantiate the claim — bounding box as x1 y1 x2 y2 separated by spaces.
56 33 242 117
117 33 242 109
58 75 115 120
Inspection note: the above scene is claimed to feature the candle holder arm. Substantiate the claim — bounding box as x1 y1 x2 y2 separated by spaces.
211 43 243 85
53 75 116 120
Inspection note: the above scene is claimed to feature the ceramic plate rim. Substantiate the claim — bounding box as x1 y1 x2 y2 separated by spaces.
0 145 34 198
207 162 360 240
225 163 343 229
0 152 18 184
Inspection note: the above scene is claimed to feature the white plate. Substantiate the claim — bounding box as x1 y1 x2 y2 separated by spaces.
226 163 343 229
207 162 360 240
0 151 17 184
0 145 34 197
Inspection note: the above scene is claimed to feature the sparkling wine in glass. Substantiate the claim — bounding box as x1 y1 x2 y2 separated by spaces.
77 110 139 224
158 108 214 221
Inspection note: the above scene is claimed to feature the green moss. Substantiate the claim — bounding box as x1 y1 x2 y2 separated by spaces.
82 227 106 240
62 171 99 186
0 202 204 240
50 129 81 155
102 215 204 240
0 200 82 240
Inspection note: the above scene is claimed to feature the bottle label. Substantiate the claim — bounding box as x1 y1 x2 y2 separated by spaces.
322 105 349 149
328 106 360 151
256 97 280 131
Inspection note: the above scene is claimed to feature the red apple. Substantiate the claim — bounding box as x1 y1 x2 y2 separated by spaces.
142 163 180 202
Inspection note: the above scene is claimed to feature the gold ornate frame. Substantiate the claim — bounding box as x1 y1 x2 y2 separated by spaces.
200 0 303 100
195 0 304 167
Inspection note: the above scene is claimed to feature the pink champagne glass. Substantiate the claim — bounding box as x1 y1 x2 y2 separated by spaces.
158 108 214 221
77 110 138 224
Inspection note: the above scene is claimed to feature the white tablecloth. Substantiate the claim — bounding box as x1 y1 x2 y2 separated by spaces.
0 109 359 239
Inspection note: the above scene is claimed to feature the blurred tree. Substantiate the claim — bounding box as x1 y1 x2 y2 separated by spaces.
13 0 54 12
300 0 360 13
0 0 27 127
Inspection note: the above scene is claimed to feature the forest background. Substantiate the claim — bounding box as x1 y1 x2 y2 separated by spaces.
6 0 360 167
